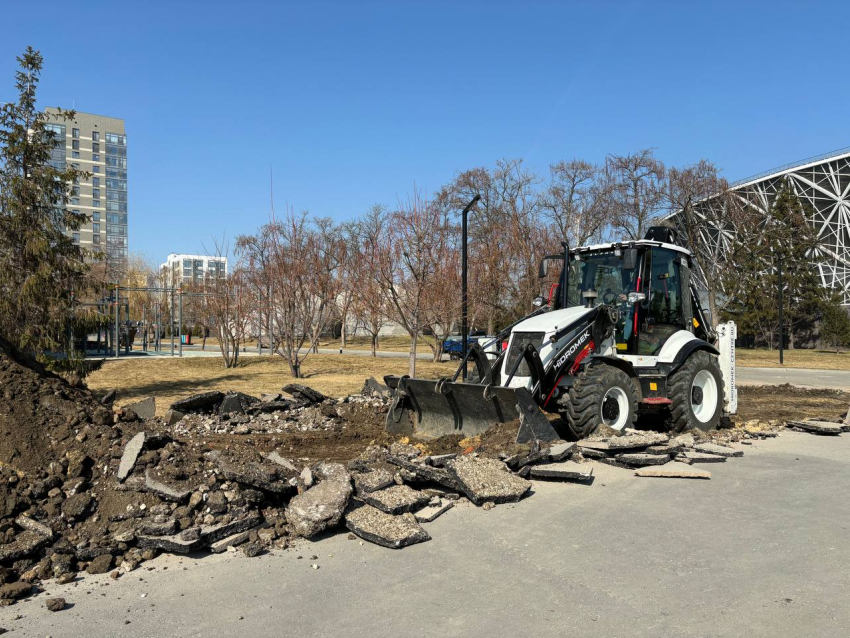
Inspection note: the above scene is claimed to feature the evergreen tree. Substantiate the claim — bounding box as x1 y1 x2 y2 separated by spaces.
722 181 824 348
0 47 92 365
820 297 850 353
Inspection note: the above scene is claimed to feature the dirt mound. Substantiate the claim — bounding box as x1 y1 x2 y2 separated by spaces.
0 339 117 474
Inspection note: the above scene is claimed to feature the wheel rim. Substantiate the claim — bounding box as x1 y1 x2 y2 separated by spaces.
691 370 718 424
600 386 629 430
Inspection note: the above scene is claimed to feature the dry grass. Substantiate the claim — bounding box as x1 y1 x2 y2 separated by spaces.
185 335 436 354
736 348 850 371
86 354 455 417
319 335 436 354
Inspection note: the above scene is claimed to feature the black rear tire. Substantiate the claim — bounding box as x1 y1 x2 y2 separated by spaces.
668 351 724 434
558 364 638 440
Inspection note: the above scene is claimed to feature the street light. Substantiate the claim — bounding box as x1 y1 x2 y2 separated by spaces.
460 194 481 380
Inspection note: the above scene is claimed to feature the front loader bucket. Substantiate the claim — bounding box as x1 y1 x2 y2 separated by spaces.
386 377 560 443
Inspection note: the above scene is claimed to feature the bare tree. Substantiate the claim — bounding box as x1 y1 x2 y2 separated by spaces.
307 217 344 353
236 225 277 353
197 243 253 368
336 221 360 348
350 205 390 356
606 149 667 239
420 198 461 361
376 190 449 376
666 160 751 328
248 209 336 378
436 159 547 331
540 159 610 246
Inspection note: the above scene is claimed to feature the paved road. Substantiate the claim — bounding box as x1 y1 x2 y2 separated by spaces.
10 432 850 637
736 366 850 390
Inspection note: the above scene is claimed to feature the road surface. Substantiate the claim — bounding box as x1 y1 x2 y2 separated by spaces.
10 432 850 637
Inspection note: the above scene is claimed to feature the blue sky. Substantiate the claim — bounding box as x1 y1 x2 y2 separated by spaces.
1 0 847 265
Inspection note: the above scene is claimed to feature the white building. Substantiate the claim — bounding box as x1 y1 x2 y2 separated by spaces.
160 253 228 287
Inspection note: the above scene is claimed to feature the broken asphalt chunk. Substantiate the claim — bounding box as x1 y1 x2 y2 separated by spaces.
282 383 326 405
426 453 457 467
144 470 191 503
361 376 391 398
676 451 727 464
529 460 594 481
385 455 463 492
136 534 203 554
614 453 671 467
116 432 146 482
787 420 844 435
266 451 297 473
210 531 251 554
607 432 668 450
414 499 454 523
345 504 430 549
353 468 395 494
635 463 711 479
164 409 185 426
693 442 743 457
14 515 53 540
209 451 294 493
0 531 49 562
286 478 352 538
358 485 431 514
137 519 178 537
170 391 224 413
546 442 576 462
200 513 263 545
446 456 531 505
123 396 155 420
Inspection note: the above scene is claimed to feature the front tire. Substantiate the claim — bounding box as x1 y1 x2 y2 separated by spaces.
668 351 724 433
559 364 638 440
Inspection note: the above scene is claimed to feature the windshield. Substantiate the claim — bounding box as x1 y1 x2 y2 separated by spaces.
563 251 639 308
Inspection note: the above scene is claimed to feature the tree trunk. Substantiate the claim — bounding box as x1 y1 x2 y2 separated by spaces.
433 340 443 362
409 331 418 377
341 317 347 348
287 355 301 378
371 333 377 357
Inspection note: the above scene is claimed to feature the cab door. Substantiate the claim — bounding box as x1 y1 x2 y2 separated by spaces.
637 247 687 355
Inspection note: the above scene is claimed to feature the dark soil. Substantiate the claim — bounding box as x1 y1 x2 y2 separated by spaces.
0 337 120 474
734 384 849 423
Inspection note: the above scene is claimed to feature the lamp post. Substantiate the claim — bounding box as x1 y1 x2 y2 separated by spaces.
777 251 784 364
460 194 481 380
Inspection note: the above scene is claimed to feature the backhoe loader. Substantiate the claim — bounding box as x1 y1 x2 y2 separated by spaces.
385 226 737 441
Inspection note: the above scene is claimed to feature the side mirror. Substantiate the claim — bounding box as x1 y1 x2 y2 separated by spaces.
538 254 565 279
627 292 646 304
623 248 638 271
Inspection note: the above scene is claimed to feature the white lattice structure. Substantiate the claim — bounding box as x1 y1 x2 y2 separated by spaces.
691 148 850 305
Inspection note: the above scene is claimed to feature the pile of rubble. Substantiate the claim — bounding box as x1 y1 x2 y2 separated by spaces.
2 334 848 612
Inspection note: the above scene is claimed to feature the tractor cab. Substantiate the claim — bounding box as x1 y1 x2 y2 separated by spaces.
542 228 712 359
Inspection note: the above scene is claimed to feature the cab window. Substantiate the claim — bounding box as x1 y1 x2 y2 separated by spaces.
638 248 685 355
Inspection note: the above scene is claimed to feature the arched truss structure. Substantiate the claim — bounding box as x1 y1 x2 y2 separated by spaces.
692 149 850 305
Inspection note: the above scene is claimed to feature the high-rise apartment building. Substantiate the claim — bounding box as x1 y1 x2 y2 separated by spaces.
43 108 128 273
160 253 228 287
